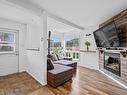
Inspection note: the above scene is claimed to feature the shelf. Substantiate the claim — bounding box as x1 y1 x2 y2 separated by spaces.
26 48 40 51
79 50 96 53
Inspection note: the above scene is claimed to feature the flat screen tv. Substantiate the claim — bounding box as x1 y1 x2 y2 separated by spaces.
93 22 120 48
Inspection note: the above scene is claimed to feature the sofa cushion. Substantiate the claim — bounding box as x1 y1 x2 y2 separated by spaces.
53 60 77 72
48 64 73 75
47 58 54 70
53 60 77 66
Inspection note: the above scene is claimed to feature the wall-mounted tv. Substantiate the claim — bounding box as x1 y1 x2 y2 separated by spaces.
93 21 120 48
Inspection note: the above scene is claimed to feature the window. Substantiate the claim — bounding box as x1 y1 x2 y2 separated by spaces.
65 38 79 50
65 37 80 60
76 53 79 59
73 52 75 59
50 37 62 53
0 31 15 53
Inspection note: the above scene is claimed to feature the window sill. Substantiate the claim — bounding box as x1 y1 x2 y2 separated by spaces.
0 52 16 55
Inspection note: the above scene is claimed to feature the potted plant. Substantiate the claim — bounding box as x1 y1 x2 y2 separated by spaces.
85 41 91 51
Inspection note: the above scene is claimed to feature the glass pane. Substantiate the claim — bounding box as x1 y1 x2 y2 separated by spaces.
0 44 15 52
65 38 79 48
50 37 62 53
0 32 15 43
77 53 79 59
73 53 75 58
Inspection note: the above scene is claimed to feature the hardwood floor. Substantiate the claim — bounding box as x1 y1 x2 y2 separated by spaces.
29 66 127 95
0 72 42 95
1 67 127 95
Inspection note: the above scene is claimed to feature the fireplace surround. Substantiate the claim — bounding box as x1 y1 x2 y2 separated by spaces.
98 9 127 87
104 52 121 76
99 50 127 86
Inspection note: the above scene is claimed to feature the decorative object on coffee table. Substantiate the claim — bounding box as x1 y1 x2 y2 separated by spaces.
85 41 91 51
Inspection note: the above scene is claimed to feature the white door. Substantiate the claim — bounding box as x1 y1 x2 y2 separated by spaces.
0 29 19 76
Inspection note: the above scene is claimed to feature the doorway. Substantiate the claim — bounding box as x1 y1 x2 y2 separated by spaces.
0 28 19 76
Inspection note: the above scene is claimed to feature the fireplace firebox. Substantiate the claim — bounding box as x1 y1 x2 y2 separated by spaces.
104 52 121 76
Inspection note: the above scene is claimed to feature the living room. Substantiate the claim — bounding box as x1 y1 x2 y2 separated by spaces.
0 0 127 95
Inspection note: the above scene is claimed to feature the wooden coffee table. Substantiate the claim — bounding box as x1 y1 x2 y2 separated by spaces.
48 64 73 87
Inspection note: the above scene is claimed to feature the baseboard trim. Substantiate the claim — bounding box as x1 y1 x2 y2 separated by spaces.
26 70 47 86
99 70 127 89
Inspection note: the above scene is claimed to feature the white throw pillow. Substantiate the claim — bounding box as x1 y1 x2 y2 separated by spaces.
57 53 64 60
51 53 58 61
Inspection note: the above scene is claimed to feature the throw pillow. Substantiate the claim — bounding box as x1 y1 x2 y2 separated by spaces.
51 53 58 61
47 58 54 70
56 53 64 60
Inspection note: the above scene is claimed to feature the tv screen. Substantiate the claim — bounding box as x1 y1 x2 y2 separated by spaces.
93 22 120 48
93 29 108 47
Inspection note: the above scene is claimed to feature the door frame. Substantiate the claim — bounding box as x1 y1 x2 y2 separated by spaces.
43 11 84 85
0 27 19 73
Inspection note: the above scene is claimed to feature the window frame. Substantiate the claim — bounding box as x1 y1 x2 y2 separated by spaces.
0 30 16 54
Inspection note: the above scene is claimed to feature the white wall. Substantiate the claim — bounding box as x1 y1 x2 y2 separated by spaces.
0 2 47 86
63 29 99 70
79 51 99 70
0 16 47 86
0 18 27 72
79 26 99 70
26 14 47 85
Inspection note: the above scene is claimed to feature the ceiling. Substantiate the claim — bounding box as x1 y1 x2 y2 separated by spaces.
0 1 41 24
47 17 80 33
29 0 127 27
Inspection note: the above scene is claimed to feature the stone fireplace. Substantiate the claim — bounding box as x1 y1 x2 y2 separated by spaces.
104 52 121 76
